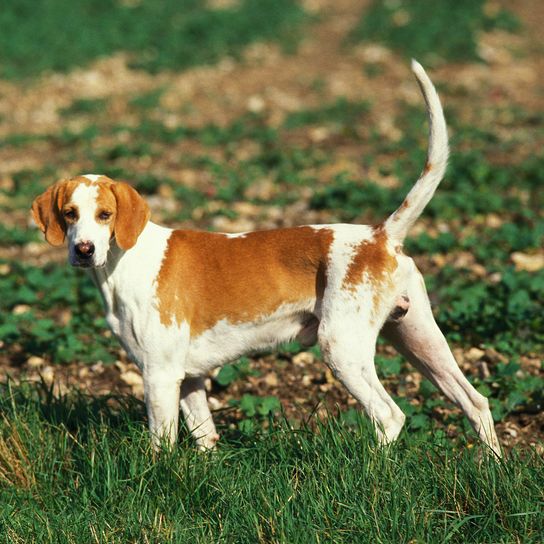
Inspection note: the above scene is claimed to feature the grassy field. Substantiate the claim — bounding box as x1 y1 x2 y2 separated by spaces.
1 383 543 543
0 0 543 541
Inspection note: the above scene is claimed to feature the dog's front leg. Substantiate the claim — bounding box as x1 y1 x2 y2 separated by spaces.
180 377 219 451
144 368 183 450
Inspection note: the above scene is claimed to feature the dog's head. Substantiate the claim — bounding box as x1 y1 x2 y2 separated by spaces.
31 175 150 268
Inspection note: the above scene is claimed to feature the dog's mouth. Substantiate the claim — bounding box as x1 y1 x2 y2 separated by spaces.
70 256 95 268
69 252 102 269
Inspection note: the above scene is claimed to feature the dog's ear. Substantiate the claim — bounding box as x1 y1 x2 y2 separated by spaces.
111 182 150 250
31 183 67 247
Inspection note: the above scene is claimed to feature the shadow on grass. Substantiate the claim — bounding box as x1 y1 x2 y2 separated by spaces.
0 378 146 438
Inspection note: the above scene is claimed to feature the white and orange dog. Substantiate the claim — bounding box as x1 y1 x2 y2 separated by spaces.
32 62 501 456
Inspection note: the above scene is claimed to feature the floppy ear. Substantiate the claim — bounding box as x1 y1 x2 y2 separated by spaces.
111 182 150 250
31 183 66 247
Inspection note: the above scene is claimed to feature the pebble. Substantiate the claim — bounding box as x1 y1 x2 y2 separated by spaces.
120 370 143 387
465 347 485 363
292 352 315 367
12 304 32 315
264 372 279 387
27 355 45 369
511 252 544 272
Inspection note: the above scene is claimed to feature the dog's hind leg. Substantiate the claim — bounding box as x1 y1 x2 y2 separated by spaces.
381 267 501 457
180 376 219 451
319 318 406 445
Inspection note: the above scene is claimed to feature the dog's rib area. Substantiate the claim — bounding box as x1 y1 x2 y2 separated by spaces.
155 226 334 337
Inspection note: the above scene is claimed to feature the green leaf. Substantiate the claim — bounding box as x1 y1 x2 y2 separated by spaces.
215 365 238 386
257 396 281 416
239 394 257 417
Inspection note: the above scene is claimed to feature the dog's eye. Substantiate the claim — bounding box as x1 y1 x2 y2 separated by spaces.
98 211 112 221
64 209 77 220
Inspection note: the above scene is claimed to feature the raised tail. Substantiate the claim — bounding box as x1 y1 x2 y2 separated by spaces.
384 60 449 243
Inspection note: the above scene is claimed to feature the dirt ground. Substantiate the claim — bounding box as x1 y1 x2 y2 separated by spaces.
1 0 543 451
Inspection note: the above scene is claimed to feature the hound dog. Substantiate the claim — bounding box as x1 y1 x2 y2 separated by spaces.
31 61 501 456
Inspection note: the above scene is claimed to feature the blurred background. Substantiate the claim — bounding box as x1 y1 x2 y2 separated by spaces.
0 0 542 448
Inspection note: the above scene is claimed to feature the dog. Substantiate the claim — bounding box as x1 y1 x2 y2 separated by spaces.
31 61 501 456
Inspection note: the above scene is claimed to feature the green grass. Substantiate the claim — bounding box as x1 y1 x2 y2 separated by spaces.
0 382 543 543
349 0 520 63
0 0 306 79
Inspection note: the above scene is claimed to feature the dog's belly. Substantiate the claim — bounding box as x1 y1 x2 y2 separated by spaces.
185 299 317 375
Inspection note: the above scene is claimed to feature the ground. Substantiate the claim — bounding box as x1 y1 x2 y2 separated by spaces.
1 0 543 453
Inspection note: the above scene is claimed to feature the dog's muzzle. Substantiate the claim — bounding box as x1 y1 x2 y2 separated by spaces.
73 241 95 266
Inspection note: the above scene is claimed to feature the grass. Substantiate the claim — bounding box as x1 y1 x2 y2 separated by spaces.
349 0 520 63
0 382 542 543
0 0 306 79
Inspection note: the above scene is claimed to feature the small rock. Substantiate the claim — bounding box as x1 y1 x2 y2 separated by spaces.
91 362 104 374
465 347 485 363
244 178 276 200
27 355 45 369
485 213 503 228
12 304 31 315
325 367 336 384
58 309 72 326
115 360 129 373
511 252 544 272
309 126 330 143
360 44 391 63
233 201 261 217
472 264 487 277
431 254 447 268
158 184 174 198
41 366 55 385
211 215 256 233
292 352 315 366
25 242 46 255
247 95 265 113
120 370 143 387
208 396 223 411
488 272 502 284
264 372 279 387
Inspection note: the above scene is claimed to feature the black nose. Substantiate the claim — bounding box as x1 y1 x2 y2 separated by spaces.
75 241 95 259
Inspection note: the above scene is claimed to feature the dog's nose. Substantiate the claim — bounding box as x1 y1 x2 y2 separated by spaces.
75 241 95 259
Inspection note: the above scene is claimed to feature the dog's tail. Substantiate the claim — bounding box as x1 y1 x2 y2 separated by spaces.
384 60 449 243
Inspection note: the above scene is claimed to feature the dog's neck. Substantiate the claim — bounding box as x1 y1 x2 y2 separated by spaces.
88 221 172 316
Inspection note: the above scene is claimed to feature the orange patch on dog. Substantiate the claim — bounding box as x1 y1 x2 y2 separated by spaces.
155 227 334 337
31 177 94 245
342 227 398 320
95 183 118 234
423 161 432 175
